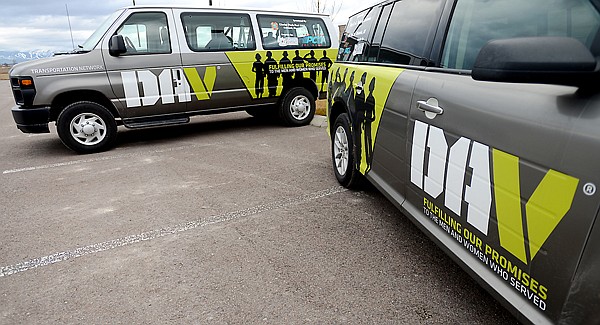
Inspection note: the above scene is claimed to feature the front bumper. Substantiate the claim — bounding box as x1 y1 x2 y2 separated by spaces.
11 106 50 133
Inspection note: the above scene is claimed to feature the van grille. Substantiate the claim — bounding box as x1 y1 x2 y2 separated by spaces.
11 78 25 105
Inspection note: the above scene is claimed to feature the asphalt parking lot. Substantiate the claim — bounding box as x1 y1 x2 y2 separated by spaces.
0 80 517 324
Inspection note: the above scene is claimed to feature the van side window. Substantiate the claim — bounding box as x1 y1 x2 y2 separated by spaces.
257 15 331 50
116 12 171 55
377 0 443 66
181 13 255 51
442 0 600 70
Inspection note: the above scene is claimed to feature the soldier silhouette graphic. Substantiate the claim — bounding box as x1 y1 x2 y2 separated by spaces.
280 51 292 89
319 50 333 92
304 50 318 82
292 50 305 79
354 72 368 171
264 51 279 97
364 77 376 172
252 53 265 98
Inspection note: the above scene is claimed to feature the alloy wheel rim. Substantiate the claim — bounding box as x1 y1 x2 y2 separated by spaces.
334 125 349 176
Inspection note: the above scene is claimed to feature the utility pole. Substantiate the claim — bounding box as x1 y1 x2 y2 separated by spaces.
65 4 75 50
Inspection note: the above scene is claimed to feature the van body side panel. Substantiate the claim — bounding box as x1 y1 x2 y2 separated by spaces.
180 52 259 111
14 51 111 111
226 49 336 100
102 9 186 118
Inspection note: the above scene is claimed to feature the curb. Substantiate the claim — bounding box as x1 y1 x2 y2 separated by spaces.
310 115 328 128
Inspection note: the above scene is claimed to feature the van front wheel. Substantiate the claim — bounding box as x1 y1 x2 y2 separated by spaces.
279 87 315 126
56 101 117 154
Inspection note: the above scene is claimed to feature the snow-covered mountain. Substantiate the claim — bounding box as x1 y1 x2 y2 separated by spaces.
0 50 55 64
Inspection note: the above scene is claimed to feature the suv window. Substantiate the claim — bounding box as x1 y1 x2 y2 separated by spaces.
337 7 379 62
377 0 443 65
116 12 171 55
338 0 443 66
257 15 331 50
442 0 600 70
181 13 255 51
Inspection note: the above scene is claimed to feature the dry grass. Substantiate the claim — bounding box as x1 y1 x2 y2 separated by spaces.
0 66 10 80
316 99 327 116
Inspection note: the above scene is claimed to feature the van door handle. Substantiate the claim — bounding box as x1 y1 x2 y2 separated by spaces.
417 98 443 116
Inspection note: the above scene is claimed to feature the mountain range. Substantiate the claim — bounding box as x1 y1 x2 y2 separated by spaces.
0 50 55 65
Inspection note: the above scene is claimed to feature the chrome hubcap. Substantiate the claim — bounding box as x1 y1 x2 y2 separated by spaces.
290 95 310 120
70 113 107 145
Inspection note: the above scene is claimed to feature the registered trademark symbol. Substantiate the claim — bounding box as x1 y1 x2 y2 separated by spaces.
583 183 596 196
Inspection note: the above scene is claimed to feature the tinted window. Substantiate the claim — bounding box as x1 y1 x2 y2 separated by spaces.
181 13 255 51
116 12 170 55
366 4 393 62
337 7 380 62
257 15 331 50
442 0 600 70
378 0 443 65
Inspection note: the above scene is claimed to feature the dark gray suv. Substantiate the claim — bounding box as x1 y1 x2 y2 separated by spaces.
328 0 600 324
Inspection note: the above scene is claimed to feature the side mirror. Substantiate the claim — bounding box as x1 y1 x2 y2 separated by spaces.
109 35 127 56
472 37 598 87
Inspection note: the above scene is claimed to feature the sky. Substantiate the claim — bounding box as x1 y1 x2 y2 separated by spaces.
0 0 378 52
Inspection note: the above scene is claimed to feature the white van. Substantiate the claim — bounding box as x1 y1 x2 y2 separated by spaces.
9 6 337 153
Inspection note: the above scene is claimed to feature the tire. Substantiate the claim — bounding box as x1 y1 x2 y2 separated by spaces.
278 87 315 126
332 113 361 188
56 101 118 154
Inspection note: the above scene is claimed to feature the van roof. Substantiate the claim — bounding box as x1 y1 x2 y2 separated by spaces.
121 6 331 17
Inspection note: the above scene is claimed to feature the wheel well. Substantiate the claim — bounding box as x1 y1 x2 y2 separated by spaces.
282 78 319 100
50 90 119 122
329 99 347 131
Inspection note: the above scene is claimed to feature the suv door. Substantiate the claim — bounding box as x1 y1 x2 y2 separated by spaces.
335 0 445 201
406 0 600 322
102 9 185 118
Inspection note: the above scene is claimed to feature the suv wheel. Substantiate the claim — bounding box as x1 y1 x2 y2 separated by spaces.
332 113 360 188
56 101 117 154
278 87 315 126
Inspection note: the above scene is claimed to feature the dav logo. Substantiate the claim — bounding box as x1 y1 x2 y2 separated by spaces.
410 120 579 265
121 67 217 108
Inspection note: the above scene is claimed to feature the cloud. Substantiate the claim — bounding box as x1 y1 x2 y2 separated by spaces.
1 0 377 51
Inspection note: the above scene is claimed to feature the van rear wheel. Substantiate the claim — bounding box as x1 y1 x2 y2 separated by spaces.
56 101 117 154
278 87 315 126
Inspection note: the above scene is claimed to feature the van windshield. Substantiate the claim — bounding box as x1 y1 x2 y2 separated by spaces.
80 9 125 51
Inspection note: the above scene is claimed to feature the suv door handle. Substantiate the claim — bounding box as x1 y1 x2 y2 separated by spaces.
417 98 443 116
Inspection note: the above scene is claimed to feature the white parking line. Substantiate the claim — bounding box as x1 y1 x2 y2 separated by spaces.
2 143 221 175
0 185 348 278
